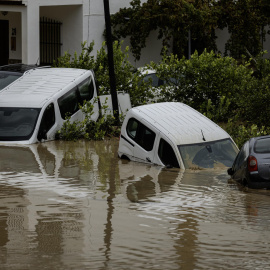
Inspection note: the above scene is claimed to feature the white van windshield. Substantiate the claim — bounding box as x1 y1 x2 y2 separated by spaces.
178 138 238 169
0 107 40 141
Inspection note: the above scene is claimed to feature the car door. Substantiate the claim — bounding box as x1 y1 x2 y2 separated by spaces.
154 134 180 168
126 117 159 164
37 103 56 142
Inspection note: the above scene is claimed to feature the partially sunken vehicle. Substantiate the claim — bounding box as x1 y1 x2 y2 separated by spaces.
228 135 270 189
0 67 131 145
0 63 38 91
0 67 99 144
118 102 239 169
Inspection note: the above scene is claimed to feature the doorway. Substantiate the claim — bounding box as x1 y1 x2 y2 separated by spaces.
0 20 9 66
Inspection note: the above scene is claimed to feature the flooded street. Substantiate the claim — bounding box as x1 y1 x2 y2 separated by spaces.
0 139 270 270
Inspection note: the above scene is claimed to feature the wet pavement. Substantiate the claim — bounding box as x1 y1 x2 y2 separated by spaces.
0 139 270 269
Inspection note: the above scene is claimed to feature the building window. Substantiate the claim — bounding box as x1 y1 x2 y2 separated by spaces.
40 17 62 65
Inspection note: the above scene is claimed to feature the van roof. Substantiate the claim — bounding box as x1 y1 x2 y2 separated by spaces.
130 102 230 145
0 68 91 108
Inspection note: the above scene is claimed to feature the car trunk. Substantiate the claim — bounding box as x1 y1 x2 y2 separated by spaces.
257 155 270 180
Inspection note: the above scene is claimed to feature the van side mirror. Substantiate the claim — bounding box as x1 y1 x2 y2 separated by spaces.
227 168 234 176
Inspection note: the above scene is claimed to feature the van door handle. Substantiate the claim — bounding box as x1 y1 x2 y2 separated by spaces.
146 157 151 162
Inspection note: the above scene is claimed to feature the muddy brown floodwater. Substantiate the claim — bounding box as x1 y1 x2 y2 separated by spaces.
0 139 270 269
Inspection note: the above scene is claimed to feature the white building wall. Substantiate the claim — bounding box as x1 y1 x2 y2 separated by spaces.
0 0 163 66
216 26 270 57
82 0 162 67
263 26 270 55
216 27 230 55
25 1 39 64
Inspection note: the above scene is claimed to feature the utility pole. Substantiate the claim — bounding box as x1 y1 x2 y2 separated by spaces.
103 0 119 123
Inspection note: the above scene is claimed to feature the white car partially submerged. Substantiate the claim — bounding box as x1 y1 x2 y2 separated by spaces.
138 68 180 103
118 102 239 169
0 67 131 144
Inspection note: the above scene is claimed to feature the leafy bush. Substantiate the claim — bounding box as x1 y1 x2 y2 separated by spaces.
56 99 123 141
150 50 254 121
54 41 154 106
224 119 269 148
55 42 270 145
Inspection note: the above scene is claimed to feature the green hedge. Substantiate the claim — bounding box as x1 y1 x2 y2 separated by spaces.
54 42 270 147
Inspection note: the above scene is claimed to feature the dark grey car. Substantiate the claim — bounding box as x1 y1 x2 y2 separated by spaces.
0 64 37 91
228 135 270 189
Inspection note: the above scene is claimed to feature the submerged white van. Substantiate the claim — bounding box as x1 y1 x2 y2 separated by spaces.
0 67 100 144
118 102 239 169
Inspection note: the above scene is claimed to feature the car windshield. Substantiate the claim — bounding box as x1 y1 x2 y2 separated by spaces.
0 107 41 141
140 73 161 87
178 138 238 169
254 137 270 153
0 72 21 90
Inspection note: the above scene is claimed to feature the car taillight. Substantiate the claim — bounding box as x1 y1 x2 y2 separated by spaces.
248 156 258 172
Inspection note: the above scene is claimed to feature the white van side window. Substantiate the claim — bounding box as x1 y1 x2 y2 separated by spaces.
158 138 180 168
127 118 138 139
58 88 79 119
37 103 55 141
126 118 156 151
77 77 95 102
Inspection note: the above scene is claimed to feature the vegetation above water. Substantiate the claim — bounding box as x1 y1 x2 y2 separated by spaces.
54 41 270 148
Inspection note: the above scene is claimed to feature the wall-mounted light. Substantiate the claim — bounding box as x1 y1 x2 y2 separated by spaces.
1 11 8 16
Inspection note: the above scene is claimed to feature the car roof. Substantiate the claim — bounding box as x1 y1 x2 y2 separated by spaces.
128 102 231 145
0 67 91 108
137 68 156 75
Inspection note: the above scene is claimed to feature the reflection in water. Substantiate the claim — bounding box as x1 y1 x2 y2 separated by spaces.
0 139 270 269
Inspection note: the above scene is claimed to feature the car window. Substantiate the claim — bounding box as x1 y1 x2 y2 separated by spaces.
0 73 20 90
143 73 161 87
254 137 270 153
243 141 249 158
233 141 249 170
127 118 139 139
126 118 156 151
58 88 80 119
37 103 55 141
158 138 179 168
77 76 95 103
234 147 245 170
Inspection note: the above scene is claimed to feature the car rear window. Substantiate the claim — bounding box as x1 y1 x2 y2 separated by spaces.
254 138 270 153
